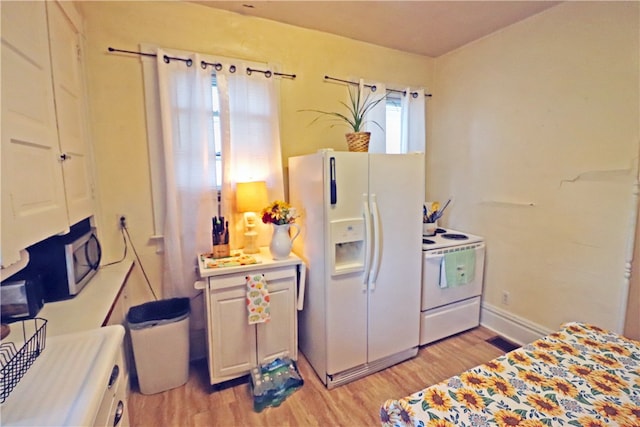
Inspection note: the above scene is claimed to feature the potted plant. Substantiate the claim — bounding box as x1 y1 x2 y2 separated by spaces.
301 85 386 152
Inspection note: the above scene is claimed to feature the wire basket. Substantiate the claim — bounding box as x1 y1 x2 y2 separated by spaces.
0 317 47 403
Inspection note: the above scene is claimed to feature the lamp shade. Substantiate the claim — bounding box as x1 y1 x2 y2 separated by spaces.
236 181 268 213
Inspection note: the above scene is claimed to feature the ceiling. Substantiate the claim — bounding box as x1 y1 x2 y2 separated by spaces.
191 1 561 57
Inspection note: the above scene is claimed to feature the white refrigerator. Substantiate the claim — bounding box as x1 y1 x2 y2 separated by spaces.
289 150 424 388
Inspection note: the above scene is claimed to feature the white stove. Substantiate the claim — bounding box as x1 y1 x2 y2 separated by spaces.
422 227 484 251
420 227 486 345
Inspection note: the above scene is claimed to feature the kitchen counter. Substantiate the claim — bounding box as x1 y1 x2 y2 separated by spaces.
196 247 302 281
38 260 134 337
0 261 134 426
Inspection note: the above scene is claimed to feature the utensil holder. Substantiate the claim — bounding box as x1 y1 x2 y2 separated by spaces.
211 244 230 259
423 221 437 236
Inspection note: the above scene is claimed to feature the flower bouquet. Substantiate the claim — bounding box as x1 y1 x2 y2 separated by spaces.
261 200 300 259
261 200 298 225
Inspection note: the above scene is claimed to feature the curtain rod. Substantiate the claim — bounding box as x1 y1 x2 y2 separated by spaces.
107 47 296 79
324 75 432 98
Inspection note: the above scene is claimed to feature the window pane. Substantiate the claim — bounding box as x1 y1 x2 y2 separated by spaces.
211 78 222 187
386 96 402 154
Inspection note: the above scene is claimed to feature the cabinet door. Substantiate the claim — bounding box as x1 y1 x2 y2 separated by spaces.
209 285 257 381
256 269 297 363
1 0 68 267
367 154 423 362
47 1 94 225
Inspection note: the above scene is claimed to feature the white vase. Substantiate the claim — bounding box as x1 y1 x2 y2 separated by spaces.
269 223 301 260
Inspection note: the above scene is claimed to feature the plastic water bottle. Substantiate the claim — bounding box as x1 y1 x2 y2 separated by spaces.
252 379 263 396
251 355 304 412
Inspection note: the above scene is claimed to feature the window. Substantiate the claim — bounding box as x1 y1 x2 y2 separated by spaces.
211 76 222 187
142 47 285 240
385 95 403 154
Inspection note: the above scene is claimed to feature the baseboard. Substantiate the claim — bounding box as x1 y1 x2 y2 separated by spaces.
480 302 553 345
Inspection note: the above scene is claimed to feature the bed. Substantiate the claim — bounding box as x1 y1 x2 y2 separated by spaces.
380 322 640 427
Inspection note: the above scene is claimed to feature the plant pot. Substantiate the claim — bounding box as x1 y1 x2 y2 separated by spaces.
345 132 371 152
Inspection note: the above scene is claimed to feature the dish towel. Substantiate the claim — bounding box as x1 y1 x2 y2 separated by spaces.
439 249 476 288
246 274 271 324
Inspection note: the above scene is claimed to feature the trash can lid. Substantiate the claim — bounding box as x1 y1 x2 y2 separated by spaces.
127 297 190 325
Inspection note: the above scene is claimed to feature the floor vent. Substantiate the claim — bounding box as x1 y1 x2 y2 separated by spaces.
487 336 520 353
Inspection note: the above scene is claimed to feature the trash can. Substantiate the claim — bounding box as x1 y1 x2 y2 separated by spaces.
127 297 190 395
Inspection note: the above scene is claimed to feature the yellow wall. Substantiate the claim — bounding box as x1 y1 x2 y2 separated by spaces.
79 1 433 301
429 1 639 332
626 208 639 340
80 1 639 336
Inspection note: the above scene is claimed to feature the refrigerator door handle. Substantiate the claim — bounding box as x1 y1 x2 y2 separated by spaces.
329 157 337 205
296 262 307 310
369 194 382 291
362 194 372 290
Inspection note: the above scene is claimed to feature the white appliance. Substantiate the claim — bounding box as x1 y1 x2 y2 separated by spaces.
2 325 129 427
289 150 424 388
420 227 485 345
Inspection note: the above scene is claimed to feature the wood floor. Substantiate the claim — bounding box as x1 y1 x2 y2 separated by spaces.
127 327 504 426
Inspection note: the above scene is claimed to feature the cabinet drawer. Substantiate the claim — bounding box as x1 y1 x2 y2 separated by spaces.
208 266 296 290
419 297 480 345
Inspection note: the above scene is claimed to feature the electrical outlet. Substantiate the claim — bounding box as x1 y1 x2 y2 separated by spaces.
501 291 510 306
117 214 127 229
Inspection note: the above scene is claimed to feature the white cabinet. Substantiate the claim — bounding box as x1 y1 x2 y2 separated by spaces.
197 249 303 385
106 284 129 329
93 347 130 427
0 0 94 268
1 1 68 266
47 1 94 226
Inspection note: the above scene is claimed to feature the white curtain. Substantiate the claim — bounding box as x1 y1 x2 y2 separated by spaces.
156 49 218 298
401 88 426 153
362 79 387 154
216 61 285 249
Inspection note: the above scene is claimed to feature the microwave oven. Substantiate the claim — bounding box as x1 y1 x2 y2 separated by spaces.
13 218 102 302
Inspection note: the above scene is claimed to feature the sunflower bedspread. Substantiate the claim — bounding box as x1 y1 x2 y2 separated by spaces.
380 322 640 427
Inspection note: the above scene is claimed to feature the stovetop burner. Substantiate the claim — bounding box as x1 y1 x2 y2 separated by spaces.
441 233 469 240
422 228 483 251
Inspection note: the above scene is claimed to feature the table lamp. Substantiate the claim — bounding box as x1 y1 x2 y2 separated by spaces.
236 181 268 254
